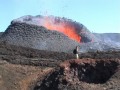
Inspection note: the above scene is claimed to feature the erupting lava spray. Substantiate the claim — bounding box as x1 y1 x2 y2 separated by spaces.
40 16 81 42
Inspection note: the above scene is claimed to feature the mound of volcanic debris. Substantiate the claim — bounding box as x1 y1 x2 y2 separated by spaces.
0 15 98 53
34 59 120 90
1 15 117 53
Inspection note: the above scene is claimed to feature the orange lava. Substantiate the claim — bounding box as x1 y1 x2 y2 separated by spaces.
42 16 81 42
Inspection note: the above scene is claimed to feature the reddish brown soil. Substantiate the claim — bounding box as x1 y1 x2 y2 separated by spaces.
60 59 119 84
34 59 120 90
0 60 53 90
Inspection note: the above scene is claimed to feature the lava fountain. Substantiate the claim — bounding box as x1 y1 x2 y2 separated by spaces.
39 16 81 42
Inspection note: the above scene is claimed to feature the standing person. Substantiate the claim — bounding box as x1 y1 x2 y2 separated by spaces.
73 46 79 59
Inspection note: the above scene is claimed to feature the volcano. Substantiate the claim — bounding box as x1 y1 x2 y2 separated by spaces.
0 15 118 53
11 15 94 43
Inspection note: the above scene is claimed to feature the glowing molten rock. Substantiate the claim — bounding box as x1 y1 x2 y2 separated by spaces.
43 16 81 42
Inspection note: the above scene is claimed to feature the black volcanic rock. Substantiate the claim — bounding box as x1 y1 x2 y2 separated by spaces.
0 32 3 37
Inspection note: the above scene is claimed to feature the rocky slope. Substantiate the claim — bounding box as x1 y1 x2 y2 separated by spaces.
0 32 3 37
